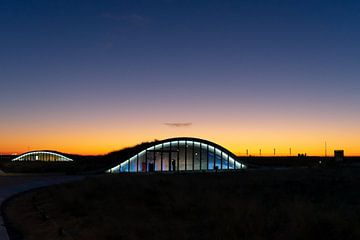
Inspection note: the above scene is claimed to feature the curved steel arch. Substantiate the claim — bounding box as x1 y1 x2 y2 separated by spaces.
107 137 246 173
12 151 73 162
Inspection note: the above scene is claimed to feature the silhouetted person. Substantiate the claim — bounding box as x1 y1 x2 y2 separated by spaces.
171 159 176 171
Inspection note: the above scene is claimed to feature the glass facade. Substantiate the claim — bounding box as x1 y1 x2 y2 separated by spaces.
108 138 246 173
12 151 73 162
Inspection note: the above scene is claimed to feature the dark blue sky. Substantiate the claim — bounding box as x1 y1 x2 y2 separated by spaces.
1 0 360 154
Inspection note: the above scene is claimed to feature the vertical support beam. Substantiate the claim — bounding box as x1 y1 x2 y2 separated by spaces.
221 151 223 170
192 141 195 171
161 143 163 172
227 154 230 169
128 155 130 172
213 147 216 170
207 144 209 170
185 140 187 171
177 141 179 171
153 146 156 172
136 154 139 172
199 143 202 170
169 142 172 171
145 150 148 172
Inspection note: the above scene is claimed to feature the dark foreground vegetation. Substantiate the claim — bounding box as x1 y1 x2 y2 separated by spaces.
4 168 360 240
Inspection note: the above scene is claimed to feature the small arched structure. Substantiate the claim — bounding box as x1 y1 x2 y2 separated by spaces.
12 151 73 162
107 137 246 173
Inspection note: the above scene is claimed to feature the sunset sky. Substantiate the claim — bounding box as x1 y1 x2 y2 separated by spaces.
1 0 360 156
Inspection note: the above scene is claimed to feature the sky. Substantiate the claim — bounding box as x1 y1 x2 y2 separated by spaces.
1 0 360 156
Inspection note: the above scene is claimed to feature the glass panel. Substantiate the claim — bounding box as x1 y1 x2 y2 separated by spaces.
194 142 200 170
171 141 178 148
179 141 186 170
201 144 207 170
163 142 170 151
215 149 222 169
138 151 146 172
129 156 137 172
186 141 193 170
229 156 235 169
162 152 170 171
147 147 155 172
155 151 162 171
222 153 229 169
234 160 244 169
110 165 120 173
208 146 214 170
120 162 128 172
170 141 178 171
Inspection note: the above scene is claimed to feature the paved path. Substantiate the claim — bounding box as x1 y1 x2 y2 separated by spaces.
0 174 83 240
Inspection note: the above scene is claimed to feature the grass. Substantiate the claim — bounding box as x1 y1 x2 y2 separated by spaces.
5 168 360 240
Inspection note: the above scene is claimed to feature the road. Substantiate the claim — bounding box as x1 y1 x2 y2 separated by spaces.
0 173 83 240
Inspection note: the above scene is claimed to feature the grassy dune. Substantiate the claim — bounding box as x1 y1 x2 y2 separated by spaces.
5 168 360 240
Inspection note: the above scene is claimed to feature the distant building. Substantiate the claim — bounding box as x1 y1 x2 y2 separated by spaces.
334 150 344 162
12 151 73 162
107 137 247 173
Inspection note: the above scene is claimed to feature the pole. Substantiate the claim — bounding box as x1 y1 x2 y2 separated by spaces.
325 141 327 157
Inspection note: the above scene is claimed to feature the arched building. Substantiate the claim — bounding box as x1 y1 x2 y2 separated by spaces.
107 137 246 173
12 151 73 162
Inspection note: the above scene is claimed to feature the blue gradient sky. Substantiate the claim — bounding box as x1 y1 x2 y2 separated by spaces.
1 0 360 155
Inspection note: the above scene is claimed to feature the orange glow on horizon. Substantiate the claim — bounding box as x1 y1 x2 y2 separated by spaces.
2 110 360 156
2 131 360 157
